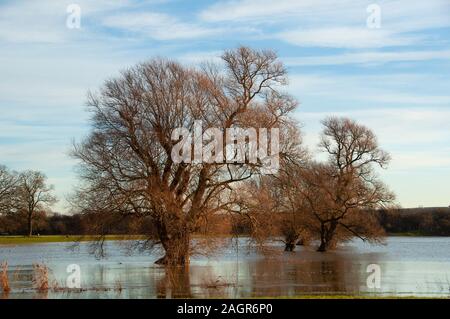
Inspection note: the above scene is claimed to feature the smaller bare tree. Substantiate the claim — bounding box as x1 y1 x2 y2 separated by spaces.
242 171 314 252
17 171 56 236
0 165 18 215
240 117 394 253
309 117 395 251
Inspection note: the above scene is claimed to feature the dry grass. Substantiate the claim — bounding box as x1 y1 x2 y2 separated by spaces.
1 261 11 293
200 275 233 290
114 280 123 293
32 263 50 292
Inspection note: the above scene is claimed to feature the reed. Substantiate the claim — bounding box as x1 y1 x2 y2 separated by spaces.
0 261 11 293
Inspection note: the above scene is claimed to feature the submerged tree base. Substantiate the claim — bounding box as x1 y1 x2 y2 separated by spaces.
154 252 190 266
284 242 296 251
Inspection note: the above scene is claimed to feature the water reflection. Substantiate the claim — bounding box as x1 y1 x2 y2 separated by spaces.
1 237 450 298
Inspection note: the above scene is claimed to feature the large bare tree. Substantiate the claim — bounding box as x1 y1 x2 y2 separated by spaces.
72 47 301 265
17 171 56 236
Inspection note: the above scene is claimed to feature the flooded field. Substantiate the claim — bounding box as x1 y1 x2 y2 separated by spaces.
1 237 450 298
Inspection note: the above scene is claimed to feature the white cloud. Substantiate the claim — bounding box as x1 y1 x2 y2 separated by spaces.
288 73 450 106
297 106 450 207
201 0 450 48
279 27 420 49
176 50 223 65
102 12 222 40
390 151 450 170
0 1 67 43
200 0 355 23
297 107 450 151
0 0 133 43
284 50 450 66
1 0 449 211
201 0 450 29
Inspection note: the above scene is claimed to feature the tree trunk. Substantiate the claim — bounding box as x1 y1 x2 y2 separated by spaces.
155 232 190 266
317 222 327 252
317 240 327 252
284 241 296 251
317 221 337 252
27 213 33 237
284 229 298 252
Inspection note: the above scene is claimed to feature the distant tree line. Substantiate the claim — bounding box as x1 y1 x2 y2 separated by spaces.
0 210 238 236
2 207 449 237
377 207 450 236
0 212 155 236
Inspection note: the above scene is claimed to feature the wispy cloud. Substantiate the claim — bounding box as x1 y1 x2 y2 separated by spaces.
279 27 420 49
201 0 450 48
1 0 449 210
200 0 353 23
102 12 222 40
284 50 450 66
0 0 133 43
289 73 450 107
297 107 450 171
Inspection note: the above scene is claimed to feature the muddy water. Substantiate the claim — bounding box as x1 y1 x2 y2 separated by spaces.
1 237 450 298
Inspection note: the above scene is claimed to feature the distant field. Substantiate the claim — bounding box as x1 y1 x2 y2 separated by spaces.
0 235 146 245
1 232 441 245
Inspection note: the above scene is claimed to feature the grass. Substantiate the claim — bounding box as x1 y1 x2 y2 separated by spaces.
0 235 146 245
0 234 240 245
1 232 440 245
268 295 443 299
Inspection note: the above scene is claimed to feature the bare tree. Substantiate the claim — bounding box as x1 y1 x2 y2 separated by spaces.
245 117 395 252
233 124 308 252
17 171 56 236
0 165 18 215
72 47 300 265
307 117 395 251
273 164 314 251
239 164 313 252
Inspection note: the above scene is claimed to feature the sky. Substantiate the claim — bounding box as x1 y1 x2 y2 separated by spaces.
0 0 449 212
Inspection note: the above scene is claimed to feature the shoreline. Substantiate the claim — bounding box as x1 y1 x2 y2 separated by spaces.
1 233 449 245
0 235 147 245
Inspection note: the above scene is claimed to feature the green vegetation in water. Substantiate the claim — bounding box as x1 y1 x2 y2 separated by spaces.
269 295 446 299
0 235 146 245
0 234 244 245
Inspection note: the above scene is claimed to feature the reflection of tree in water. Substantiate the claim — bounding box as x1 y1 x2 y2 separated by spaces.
154 250 366 298
151 240 376 298
155 265 240 298
156 266 192 298
244 253 362 297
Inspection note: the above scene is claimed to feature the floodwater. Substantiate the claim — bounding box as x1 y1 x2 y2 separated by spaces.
1 237 450 298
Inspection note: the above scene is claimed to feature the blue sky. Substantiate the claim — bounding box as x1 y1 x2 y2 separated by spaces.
0 0 449 212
